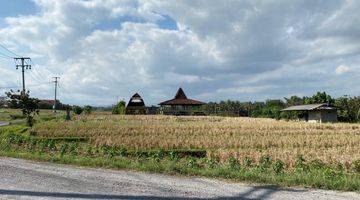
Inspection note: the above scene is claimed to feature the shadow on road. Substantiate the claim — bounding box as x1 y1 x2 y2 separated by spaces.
0 186 305 199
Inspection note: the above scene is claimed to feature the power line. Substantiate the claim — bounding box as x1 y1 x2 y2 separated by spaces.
0 51 12 59
0 82 52 89
0 42 20 57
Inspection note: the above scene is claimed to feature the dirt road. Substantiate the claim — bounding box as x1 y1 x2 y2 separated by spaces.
0 157 358 199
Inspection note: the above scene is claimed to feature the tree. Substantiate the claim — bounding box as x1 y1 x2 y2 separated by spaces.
83 105 92 114
73 105 83 115
6 90 39 127
112 100 126 114
304 92 334 104
335 95 360 122
284 95 304 106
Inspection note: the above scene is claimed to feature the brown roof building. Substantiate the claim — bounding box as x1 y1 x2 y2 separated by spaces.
159 88 205 115
125 93 147 115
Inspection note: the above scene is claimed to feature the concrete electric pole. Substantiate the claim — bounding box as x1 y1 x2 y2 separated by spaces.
14 57 31 94
53 76 60 112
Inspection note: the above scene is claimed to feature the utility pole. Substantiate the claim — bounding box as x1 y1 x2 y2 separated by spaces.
53 76 60 112
14 57 31 94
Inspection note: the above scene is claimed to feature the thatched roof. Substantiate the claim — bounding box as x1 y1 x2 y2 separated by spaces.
127 93 145 107
282 103 336 111
159 88 205 106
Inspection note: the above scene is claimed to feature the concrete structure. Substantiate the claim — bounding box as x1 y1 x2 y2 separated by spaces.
282 103 337 123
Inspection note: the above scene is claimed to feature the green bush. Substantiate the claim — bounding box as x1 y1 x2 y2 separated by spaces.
272 160 285 174
69 143 78 156
353 160 360 173
243 156 253 167
83 105 92 115
48 140 56 151
259 155 272 169
153 149 165 161
73 106 83 115
295 154 308 172
119 147 127 157
85 146 93 156
187 157 197 168
309 159 325 170
206 158 218 169
60 144 68 156
169 151 179 161
227 156 240 169
112 100 126 115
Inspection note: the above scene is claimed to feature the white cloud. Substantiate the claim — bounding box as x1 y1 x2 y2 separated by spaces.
335 65 351 75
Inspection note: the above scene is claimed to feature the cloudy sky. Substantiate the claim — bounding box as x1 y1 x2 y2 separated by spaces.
0 0 359 106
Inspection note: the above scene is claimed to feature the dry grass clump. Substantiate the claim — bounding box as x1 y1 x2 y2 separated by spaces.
32 114 360 166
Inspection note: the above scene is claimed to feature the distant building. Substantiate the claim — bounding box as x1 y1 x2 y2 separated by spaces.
282 103 337 123
38 99 56 109
125 93 147 115
159 87 206 115
146 106 159 115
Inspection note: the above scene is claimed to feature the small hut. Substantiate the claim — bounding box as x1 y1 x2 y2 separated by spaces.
125 93 146 115
159 87 205 115
282 103 337 123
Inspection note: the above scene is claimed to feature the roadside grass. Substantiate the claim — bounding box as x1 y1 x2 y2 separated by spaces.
0 149 359 192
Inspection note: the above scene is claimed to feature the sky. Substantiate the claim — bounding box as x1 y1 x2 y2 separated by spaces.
0 0 359 106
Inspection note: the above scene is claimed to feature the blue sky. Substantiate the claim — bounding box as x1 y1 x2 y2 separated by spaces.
0 0 360 106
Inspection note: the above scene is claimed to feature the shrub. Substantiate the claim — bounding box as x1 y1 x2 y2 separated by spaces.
187 157 197 168
112 100 126 115
6 90 39 127
27 138 37 151
60 144 68 156
153 150 165 162
119 147 128 157
309 159 325 170
206 158 218 169
227 156 240 169
244 156 253 167
353 160 360 173
69 143 78 156
259 155 272 169
295 155 308 172
272 160 285 174
85 146 93 156
83 105 92 115
73 106 83 115
169 151 179 161
48 140 56 151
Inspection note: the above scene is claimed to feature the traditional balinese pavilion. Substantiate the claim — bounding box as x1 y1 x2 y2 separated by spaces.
282 103 337 123
159 87 205 115
125 93 147 115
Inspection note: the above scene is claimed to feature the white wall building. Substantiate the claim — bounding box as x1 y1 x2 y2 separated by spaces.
282 103 338 123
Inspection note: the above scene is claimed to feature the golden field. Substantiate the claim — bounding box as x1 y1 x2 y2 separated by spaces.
31 113 360 167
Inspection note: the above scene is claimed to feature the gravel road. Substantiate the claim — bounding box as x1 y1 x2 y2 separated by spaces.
0 157 358 200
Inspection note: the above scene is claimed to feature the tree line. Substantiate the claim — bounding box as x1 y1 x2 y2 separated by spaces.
203 92 360 122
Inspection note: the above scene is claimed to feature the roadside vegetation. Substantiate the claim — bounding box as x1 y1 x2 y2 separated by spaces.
0 109 359 191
